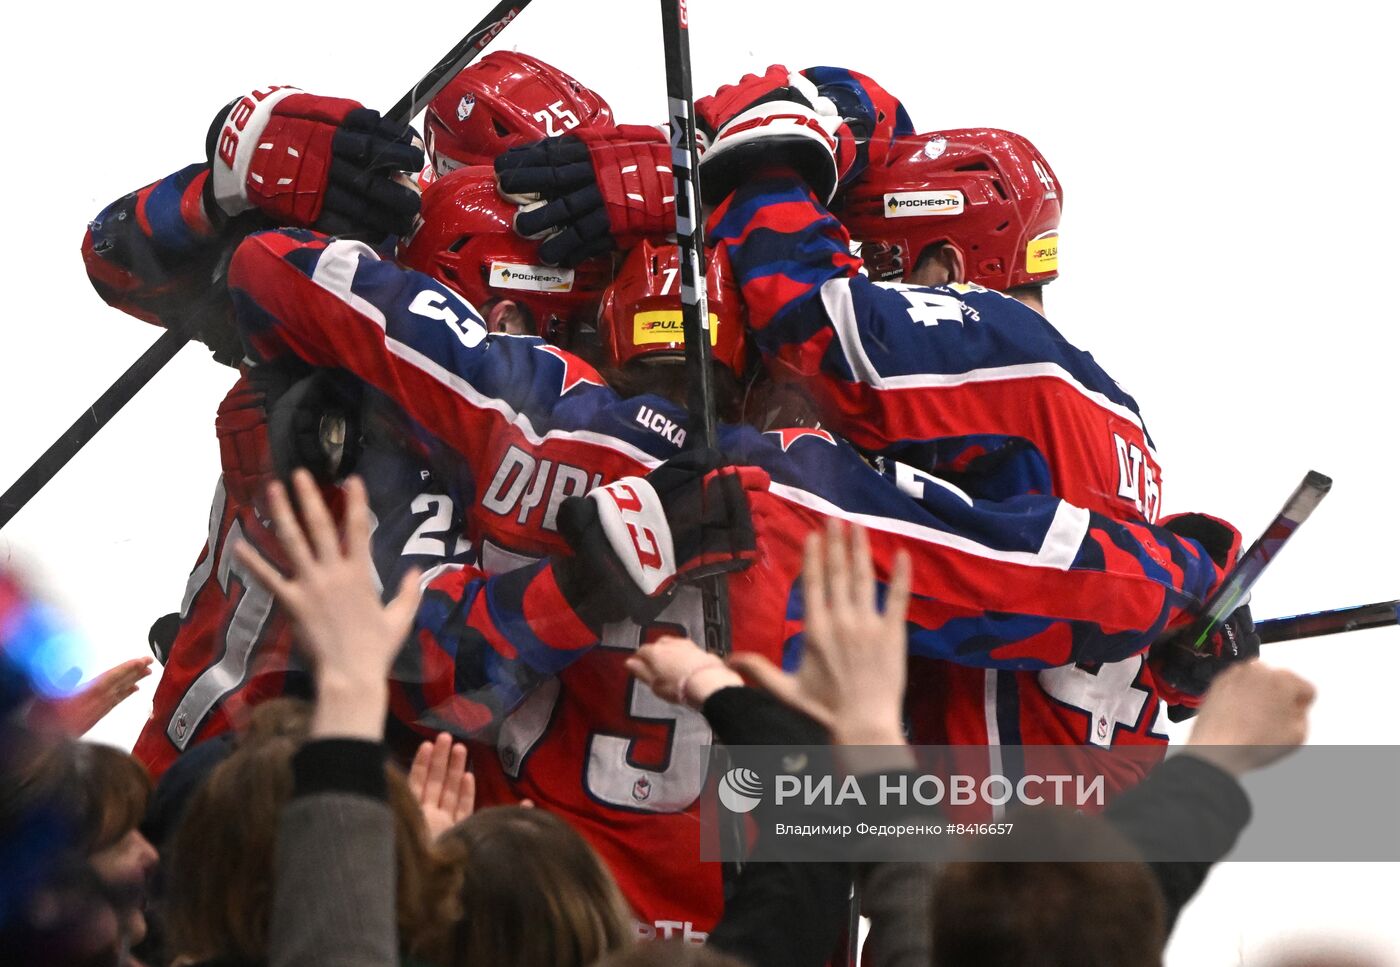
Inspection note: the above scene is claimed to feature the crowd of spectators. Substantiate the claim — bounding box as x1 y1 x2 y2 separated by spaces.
1 469 1329 967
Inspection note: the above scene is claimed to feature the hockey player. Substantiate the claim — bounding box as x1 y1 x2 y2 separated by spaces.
79 84 660 778
690 75 1258 742
225 161 1237 935
424 50 615 176
499 72 1254 773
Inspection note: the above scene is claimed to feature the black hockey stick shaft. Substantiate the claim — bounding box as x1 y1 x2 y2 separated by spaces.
0 0 533 533
387 1 530 124
1257 599 1400 644
0 327 187 528
658 0 732 658
1186 470 1332 650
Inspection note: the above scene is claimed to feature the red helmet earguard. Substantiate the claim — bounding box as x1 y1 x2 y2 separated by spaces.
597 241 748 378
425 51 614 173
839 128 1062 291
398 166 611 339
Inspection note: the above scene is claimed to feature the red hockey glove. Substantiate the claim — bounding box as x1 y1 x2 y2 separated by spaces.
216 369 285 508
495 125 674 266
207 86 423 238
1149 513 1260 711
694 65 857 205
556 450 767 624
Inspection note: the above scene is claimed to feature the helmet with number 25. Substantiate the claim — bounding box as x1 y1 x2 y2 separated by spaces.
840 128 1062 292
425 51 614 174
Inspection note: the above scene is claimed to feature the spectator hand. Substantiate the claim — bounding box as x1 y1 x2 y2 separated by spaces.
730 521 910 746
1185 660 1316 776
409 732 476 841
235 469 422 738
625 635 742 709
27 657 153 736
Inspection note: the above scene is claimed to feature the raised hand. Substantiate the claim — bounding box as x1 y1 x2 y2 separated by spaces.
234 469 421 738
1186 660 1316 776
408 732 476 841
625 635 742 710
730 521 910 745
27 656 153 736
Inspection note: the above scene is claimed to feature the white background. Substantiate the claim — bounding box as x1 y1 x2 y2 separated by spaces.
1 2 1396 963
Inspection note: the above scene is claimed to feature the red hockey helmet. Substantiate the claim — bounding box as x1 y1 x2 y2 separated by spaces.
596 241 747 377
425 51 614 174
839 128 1062 291
398 166 612 339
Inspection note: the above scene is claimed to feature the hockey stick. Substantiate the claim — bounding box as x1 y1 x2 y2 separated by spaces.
0 0 532 533
1166 470 1331 723
1184 470 1333 650
658 0 733 659
1257 599 1400 644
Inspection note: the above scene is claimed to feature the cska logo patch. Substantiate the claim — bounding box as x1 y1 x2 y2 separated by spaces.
457 94 477 121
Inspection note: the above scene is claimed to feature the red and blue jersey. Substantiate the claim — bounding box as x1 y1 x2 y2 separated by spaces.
226 227 1228 931
709 170 1164 525
130 417 488 777
81 163 223 328
80 175 597 779
708 170 1200 788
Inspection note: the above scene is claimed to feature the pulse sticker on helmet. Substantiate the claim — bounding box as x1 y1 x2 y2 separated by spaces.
883 190 964 218
456 94 476 122
1025 232 1059 274
633 311 719 346
489 262 575 293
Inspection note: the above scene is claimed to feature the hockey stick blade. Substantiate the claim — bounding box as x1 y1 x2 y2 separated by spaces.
0 0 533 532
1257 599 1400 645
1187 470 1332 650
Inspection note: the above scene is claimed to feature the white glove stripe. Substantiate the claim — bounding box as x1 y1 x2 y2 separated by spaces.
589 476 677 597
212 86 303 215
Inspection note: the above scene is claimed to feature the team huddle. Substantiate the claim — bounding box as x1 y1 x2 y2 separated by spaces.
82 52 1259 940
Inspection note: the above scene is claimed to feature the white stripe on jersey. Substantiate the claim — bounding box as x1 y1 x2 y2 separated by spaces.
820 277 1157 458
984 669 1007 820
312 239 667 472
767 481 1090 570
311 238 389 327
387 333 667 470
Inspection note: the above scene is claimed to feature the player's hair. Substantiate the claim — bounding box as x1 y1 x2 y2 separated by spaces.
19 740 152 855
930 806 1166 967
440 806 634 967
164 708 457 965
603 359 746 425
